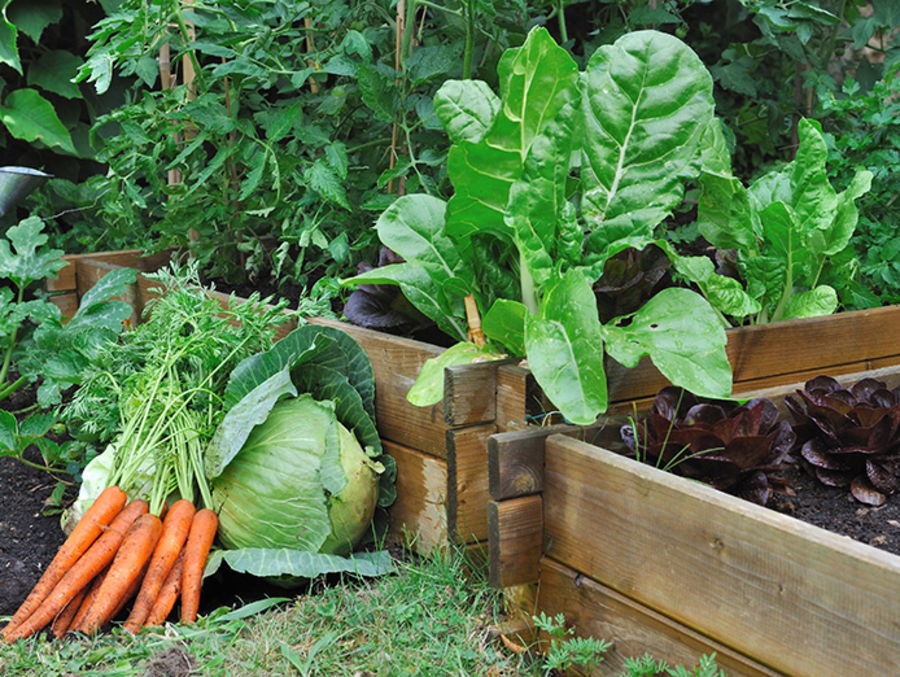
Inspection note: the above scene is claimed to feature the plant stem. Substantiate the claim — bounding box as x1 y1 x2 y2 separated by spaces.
556 0 569 45
520 252 539 315
0 285 25 388
462 0 476 79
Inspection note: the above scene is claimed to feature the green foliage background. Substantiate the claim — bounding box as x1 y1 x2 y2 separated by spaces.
0 0 896 304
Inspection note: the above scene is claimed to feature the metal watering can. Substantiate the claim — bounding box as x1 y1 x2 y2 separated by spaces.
0 166 53 218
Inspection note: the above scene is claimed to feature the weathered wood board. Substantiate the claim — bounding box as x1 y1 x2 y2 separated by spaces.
542 434 900 676
488 365 900 674
536 558 779 676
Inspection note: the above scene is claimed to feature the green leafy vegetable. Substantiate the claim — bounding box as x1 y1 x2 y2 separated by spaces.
205 323 394 584
696 118 873 323
344 28 734 424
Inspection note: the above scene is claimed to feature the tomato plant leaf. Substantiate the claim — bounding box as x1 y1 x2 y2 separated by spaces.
0 88 76 154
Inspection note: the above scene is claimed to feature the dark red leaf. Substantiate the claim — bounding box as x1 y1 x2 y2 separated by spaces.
850 476 887 506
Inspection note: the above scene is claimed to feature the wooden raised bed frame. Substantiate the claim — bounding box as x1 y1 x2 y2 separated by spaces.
487 366 900 675
47 250 900 566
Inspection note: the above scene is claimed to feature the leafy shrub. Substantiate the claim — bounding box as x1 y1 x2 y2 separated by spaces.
818 67 900 308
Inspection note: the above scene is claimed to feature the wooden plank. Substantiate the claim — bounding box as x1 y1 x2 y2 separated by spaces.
495 364 533 432
447 423 496 543
49 249 173 293
537 558 779 676
542 434 900 676
49 292 79 319
310 317 450 457
869 355 900 370
488 496 542 588
488 420 625 501
384 440 448 555
726 304 900 382
444 360 515 427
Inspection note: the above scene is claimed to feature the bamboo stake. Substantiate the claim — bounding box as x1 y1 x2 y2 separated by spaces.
465 294 486 347
304 17 320 94
388 0 406 195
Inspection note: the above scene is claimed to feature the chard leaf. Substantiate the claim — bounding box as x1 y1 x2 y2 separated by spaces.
444 27 579 242
781 285 838 320
433 79 500 144
207 547 394 582
790 119 838 238
759 201 815 284
821 168 873 256
345 262 469 342
507 87 580 290
696 119 756 251
343 194 470 341
605 288 732 400
656 240 760 320
482 298 528 357
581 30 714 268
406 342 506 407
524 270 607 424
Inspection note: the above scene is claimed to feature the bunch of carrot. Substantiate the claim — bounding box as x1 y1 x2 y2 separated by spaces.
1 485 218 643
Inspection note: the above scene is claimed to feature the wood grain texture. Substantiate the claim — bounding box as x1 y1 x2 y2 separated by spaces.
384 440 448 554
488 496 543 588
495 365 533 432
48 249 166 292
542 434 900 676
537 558 779 676
488 420 626 501
447 423 496 543
444 360 516 427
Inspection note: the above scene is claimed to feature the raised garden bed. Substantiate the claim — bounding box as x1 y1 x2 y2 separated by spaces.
46 250 900 568
486 366 900 675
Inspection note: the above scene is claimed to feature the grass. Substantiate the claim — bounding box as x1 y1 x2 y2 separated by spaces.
0 547 531 676
0 546 725 676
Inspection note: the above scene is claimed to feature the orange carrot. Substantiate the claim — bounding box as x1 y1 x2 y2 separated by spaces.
68 564 110 635
1 485 127 639
75 512 163 635
50 585 88 638
145 548 185 627
180 508 218 624
2 497 148 643
109 560 149 622
123 499 196 633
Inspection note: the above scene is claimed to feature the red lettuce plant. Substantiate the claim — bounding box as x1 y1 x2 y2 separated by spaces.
621 387 795 504
785 376 900 506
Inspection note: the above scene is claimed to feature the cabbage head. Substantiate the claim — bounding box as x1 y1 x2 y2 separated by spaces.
212 394 383 557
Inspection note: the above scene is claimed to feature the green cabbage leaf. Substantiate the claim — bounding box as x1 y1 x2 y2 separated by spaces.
205 324 395 584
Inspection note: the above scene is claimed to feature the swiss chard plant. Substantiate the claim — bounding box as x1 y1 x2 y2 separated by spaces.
694 117 873 323
345 27 738 425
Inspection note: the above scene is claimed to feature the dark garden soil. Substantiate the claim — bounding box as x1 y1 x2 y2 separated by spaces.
0 451 303 620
